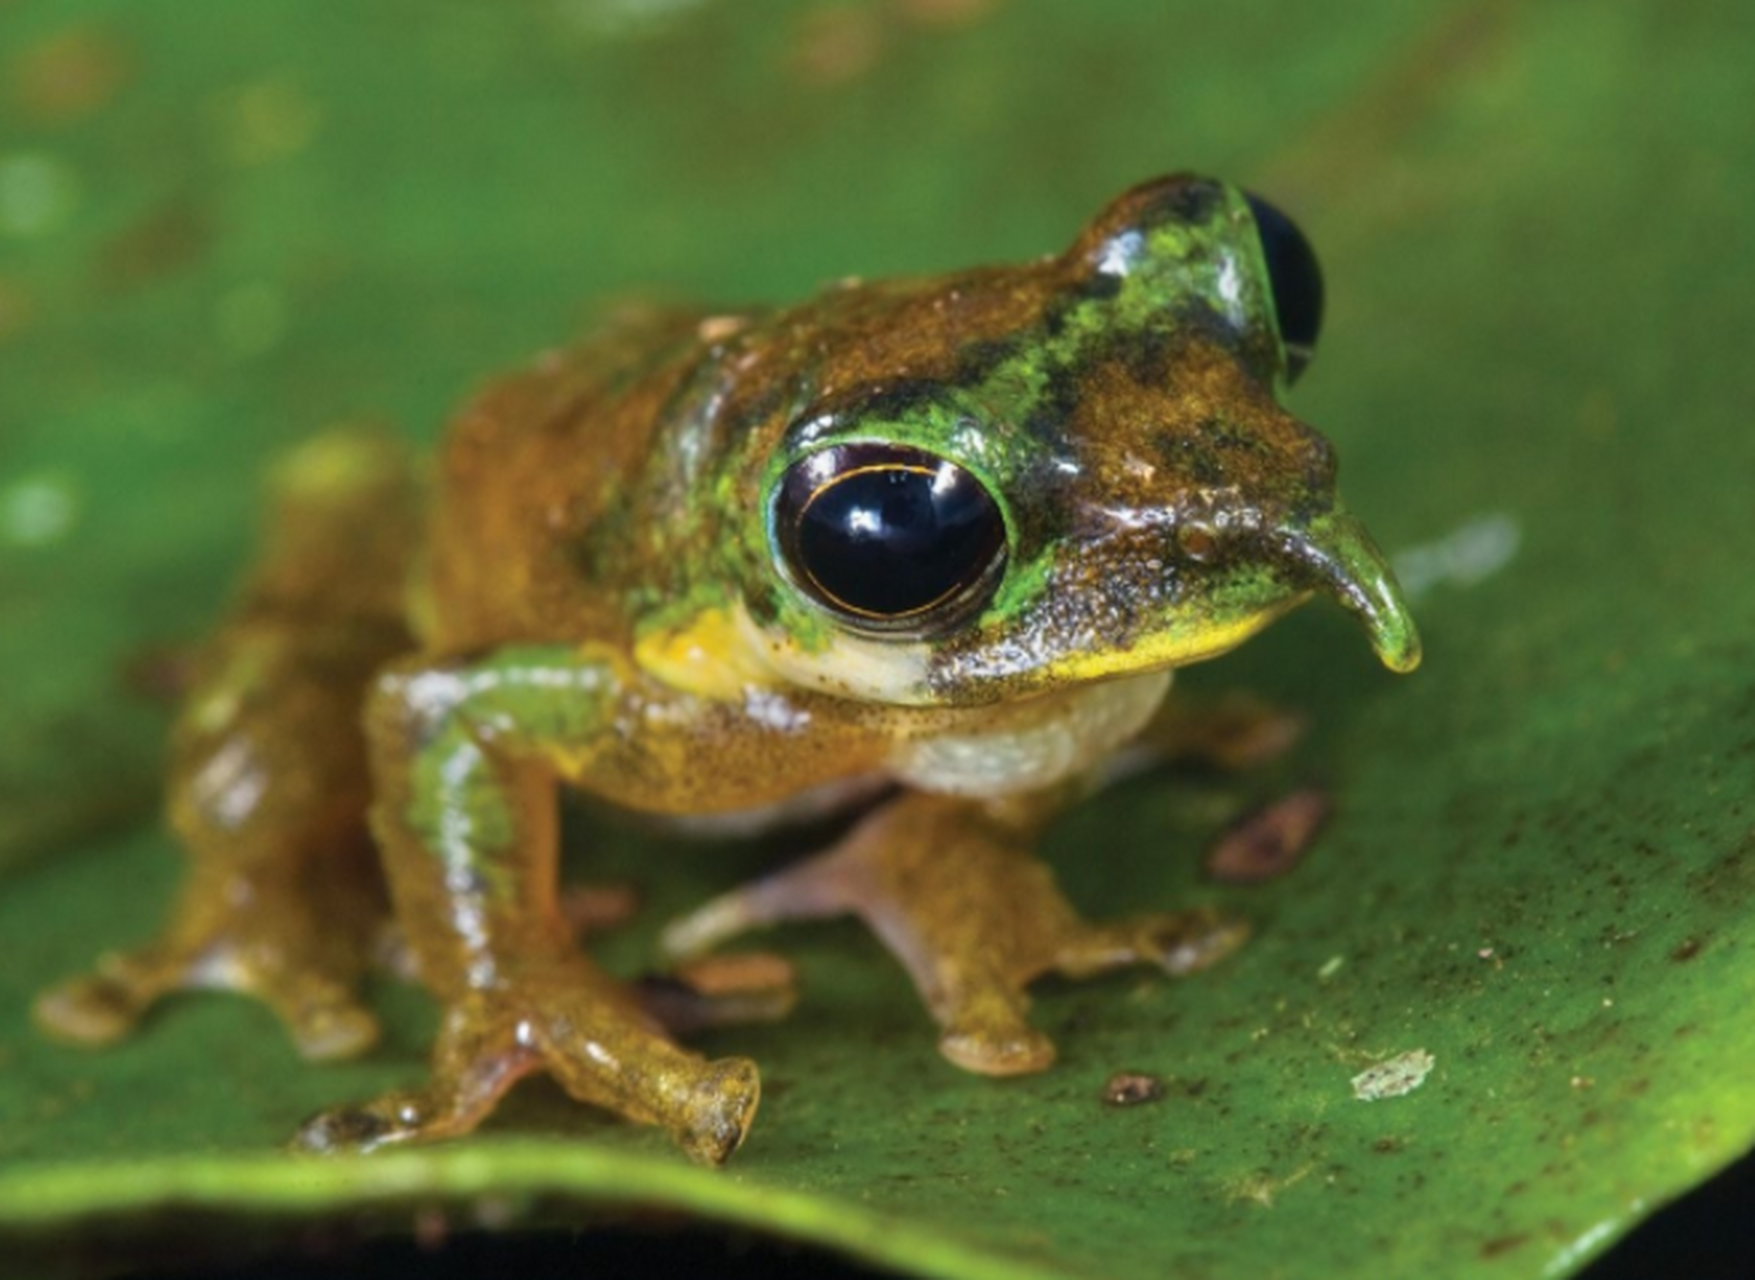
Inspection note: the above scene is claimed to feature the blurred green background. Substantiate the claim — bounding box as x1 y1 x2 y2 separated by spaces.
3 1 1753 1277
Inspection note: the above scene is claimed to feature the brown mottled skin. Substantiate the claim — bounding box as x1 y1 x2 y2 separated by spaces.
36 175 1418 1164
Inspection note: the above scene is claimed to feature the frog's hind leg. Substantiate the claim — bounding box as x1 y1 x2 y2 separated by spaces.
34 434 422 1061
662 790 1248 1077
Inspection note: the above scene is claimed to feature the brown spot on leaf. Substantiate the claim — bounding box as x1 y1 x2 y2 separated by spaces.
1480 1233 1529 1259
1205 787 1332 884
10 24 132 125
0 276 32 343
1670 936 1703 962
1101 1071 1166 1107
791 5 887 87
95 200 212 293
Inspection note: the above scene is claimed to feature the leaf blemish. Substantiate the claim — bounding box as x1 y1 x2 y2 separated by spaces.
1351 1050 1436 1101
1101 1071 1167 1107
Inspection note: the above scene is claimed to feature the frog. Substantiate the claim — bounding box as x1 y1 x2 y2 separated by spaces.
34 173 1419 1166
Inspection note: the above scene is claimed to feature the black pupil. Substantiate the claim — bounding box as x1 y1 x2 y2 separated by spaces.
1245 192 1324 382
788 452 1004 623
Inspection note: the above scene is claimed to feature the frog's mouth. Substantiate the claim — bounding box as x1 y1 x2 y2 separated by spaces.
1044 502 1421 685
928 502 1421 701
1276 507 1422 674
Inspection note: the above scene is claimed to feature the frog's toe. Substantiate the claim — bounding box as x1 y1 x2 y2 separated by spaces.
939 1024 1057 1076
32 957 168 1046
930 981 1056 1076
293 1082 493 1155
294 1015 528 1155
250 970 381 1061
1052 906 1249 980
674 1056 762 1166
292 1098 406 1155
536 1001 763 1166
659 855 854 962
1137 907 1251 976
276 993 381 1062
545 1041 763 1164
635 952 799 1035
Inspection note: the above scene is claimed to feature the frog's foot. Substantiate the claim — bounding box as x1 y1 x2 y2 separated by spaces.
661 792 1246 1077
293 959 760 1166
34 871 382 1062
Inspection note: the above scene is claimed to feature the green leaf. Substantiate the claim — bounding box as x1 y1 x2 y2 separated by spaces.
3 1 1752 1276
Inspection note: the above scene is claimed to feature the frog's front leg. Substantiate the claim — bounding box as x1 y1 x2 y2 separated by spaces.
296 645 759 1166
663 789 1247 1076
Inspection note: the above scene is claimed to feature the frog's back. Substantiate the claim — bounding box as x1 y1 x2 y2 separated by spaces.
420 264 1067 658
421 306 715 654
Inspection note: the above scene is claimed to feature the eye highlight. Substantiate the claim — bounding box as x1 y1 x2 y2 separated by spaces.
1244 192 1325 383
774 443 1007 632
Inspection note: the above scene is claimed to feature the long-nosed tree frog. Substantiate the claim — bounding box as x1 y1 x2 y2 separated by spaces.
37 175 1419 1165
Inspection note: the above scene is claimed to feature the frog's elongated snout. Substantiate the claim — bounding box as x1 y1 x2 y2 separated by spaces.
1278 508 1421 673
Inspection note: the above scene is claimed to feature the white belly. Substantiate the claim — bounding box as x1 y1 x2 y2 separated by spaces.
887 671 1173 799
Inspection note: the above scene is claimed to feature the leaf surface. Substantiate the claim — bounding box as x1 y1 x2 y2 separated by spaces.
3 2 1751 1276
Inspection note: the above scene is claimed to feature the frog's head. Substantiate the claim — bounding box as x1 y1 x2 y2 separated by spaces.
738 174 1420 707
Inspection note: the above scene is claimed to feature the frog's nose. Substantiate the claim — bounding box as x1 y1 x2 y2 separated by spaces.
1278 506 1421 673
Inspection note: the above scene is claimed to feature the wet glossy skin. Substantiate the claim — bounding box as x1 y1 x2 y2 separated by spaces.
36 175 1419 1164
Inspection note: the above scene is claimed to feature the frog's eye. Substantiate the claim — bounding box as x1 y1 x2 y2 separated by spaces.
1245 193 1324 383
774 444 1007 632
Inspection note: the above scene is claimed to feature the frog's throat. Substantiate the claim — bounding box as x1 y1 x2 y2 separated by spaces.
1282 508 1422 674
